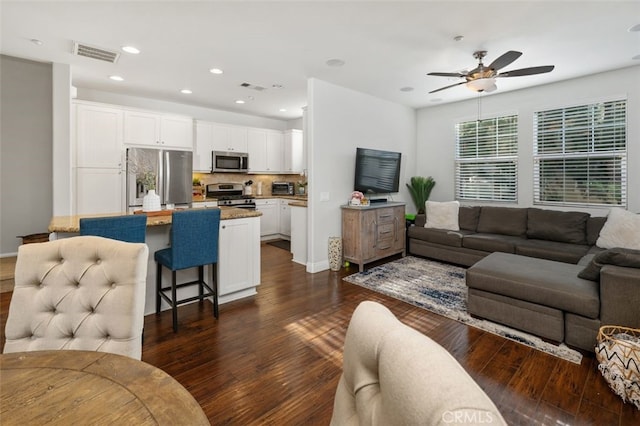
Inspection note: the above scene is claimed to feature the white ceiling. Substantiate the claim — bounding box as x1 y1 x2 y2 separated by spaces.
2 1 639 120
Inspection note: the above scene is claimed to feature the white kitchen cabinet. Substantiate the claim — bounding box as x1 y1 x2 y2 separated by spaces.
255 199 279 238
124 110 193 149
75 102 123 168
247 129 284 173
212 123 248 152
266 131 284 172
218 216 261 297
247 128 268 172
283 129 304 173
279 199 291 238
290 204 307 266
194 121 214 172
75 168 125 214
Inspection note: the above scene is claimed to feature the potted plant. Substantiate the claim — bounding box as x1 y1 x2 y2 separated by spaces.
297 180 308 195
406 176 436 214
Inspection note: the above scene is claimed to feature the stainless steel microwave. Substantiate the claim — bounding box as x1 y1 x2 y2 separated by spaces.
212 151 249 173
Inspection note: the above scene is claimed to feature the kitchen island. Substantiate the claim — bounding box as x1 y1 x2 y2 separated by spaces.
49 207 261 315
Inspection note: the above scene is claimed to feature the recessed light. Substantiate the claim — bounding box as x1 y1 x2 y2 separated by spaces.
400 87 414 92
122 45 140 54
633 54 640 60
30 39 43 46
209 68 223 75
453 35 464 42
272 84 284 89
326 58 345 67
235 100 245 104
109 75 124 81
629 24 640 32
180 89 192 94
279 108 287 112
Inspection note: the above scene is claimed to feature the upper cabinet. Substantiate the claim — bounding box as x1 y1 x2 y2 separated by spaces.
247 129 284 173
124 110 193 149
194 121 250 172
75 102 123 168
283 129 304 174
212 123 248 152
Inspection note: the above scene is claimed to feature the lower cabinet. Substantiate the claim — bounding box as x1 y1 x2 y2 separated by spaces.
218 217 260 297
256 199 279 238
279 199 291 238
76 168 125 214
341 203 406 272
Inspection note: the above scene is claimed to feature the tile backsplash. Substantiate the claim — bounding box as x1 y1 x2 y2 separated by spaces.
193 172 306 197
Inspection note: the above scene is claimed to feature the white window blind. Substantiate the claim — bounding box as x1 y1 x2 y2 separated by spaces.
455 115 518 202
533 99 626 207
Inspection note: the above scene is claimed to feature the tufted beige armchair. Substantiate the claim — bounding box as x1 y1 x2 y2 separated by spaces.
3 236 148 360
331 301 506 425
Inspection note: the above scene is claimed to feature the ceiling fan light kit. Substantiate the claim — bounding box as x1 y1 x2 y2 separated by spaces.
428 50 554 94
466 78 496 93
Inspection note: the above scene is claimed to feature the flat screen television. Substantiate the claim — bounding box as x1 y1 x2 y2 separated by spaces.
354 147 402 194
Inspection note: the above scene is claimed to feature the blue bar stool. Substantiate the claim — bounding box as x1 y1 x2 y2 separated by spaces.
79 215 147 243
155 209 221 332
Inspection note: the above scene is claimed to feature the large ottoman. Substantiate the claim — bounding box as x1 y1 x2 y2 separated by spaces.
466 252 599 346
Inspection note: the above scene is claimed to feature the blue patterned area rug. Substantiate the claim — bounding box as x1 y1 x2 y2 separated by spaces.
344 256 583 364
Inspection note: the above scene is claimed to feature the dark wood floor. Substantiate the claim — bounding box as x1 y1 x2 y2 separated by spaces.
1 244 639 425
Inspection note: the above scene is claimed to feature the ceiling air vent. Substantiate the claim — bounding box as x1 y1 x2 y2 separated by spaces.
240 82 266 91
73 42 120 63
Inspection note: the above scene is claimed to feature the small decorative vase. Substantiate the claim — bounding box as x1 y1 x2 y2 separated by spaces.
142 189 161 212
328 237 342 271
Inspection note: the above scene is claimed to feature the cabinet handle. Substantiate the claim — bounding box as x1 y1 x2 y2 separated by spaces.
380 214 392 219
222 225 226 229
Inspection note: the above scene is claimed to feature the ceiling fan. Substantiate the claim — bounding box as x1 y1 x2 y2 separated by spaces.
428 50 554 94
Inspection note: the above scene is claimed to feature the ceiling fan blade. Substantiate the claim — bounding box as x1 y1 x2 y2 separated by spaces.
429 81 466 94
427 72 466 77
488 51 522 71
497 65 555 77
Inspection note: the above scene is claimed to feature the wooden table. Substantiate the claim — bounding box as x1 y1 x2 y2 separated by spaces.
0 350 210 425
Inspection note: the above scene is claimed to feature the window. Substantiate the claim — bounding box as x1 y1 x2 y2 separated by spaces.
533 99 626 207
455 115 518 202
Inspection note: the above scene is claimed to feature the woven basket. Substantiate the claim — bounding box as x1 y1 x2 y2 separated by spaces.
595 326 640 410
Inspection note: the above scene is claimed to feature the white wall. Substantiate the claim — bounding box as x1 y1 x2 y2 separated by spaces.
306 78 416 272
77 88 288 130
0 56 53 256
416 66 640 216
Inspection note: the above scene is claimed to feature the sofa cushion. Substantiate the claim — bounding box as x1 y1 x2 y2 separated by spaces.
462 233 521 253
459 206 481 231
597 208 640 250
577 247 640 281
526 208 589 244
407 227 473 248
515 239 591 264
586 216 607 246
466 253 600 319
476 207 528 237
425 201 459 230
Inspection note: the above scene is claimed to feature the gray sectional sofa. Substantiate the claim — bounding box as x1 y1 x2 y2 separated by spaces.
407 206 640 352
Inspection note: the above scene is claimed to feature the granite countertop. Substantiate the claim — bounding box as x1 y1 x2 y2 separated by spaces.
49 207 262 233
289 201 307 208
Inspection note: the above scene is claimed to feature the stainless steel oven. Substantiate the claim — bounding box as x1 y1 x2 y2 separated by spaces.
206 183 256 210
212 151 249 173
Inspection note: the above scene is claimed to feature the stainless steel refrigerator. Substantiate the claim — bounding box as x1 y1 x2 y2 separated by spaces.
126 148 193 209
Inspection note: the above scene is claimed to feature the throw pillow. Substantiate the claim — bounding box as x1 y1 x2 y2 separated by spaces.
596 208 640 250
425 201 460 231
577 247 640 281
526 208 589 244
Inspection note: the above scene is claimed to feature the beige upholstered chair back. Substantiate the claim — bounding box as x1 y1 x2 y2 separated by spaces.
3 236 148 360
331 301 506 425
